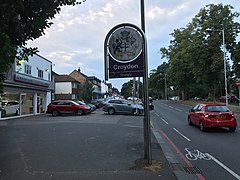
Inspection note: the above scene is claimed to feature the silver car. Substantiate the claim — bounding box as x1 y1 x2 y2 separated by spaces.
103 99 144 115
1 101 20 118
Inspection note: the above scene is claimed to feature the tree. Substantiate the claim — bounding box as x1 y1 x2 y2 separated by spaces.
159 3 240 100
0 0 84 93
121 80 143 99
149 62 169 99
78 81 94 103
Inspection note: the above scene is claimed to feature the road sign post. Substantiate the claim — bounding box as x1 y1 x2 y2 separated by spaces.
104 22 152 164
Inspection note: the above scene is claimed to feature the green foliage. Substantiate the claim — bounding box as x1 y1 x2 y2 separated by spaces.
154 3 240 100
79 81 94 103
149 62 169 99
0 0 83 93
121 80 143 99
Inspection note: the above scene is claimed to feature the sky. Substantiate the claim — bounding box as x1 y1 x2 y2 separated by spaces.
27 0 240 90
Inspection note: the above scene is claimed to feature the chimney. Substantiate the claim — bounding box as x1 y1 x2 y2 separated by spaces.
78 67 81 73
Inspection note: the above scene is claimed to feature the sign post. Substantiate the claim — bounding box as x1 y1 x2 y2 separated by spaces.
104 23 152 164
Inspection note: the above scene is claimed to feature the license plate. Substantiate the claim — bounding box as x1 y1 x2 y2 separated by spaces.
216 115 226 118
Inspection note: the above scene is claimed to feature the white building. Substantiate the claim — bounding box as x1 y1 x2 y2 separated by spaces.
101 81 109 98
1 54 53 119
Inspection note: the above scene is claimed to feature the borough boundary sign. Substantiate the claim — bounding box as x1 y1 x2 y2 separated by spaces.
104 23 146 80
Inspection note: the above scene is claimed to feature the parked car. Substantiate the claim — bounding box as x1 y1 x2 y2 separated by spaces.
218 95 239 103
75 100 96 113
229 96 239 103
103 99 144 115
46 100 91 116
1 100 19 118
87 103 96 112
91 99 105 108
169 96 180 101
188 103 237 132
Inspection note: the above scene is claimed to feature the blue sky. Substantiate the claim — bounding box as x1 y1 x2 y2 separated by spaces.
27 0 240 90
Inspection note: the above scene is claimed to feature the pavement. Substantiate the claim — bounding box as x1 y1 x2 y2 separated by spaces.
0 109 195 180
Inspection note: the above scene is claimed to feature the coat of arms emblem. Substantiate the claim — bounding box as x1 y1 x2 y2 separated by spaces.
108 27 143 63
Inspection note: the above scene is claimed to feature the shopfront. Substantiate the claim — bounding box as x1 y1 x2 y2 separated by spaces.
0 54 53 119
1 80 52 119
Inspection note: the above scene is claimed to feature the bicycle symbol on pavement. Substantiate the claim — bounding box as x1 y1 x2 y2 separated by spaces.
185 148 211 161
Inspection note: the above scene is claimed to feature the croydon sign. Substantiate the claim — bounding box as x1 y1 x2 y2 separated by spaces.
104 23 145 80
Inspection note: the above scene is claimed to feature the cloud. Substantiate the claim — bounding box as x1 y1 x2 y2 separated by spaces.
27 0 240 89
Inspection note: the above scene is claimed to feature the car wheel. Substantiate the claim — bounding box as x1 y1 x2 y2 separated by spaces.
229 127 236 132
132 108 140 116
52 110 59 116
199 121 205 131
188 117 193 126
76 109 83 116
1 110 6 118
108 108 115 115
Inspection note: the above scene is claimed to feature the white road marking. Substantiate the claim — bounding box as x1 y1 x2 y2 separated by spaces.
154 113 169 125
173 128 191 142
169 106 174 109
155 113 160 117
161 118 169 125
206 153 240 180
175 108 182 112
150 121 154 128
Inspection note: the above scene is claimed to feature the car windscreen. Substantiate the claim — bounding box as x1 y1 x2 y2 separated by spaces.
205 105 230 112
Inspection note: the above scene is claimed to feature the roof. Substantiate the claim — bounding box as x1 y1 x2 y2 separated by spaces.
70 69 88 78
54 75 78 82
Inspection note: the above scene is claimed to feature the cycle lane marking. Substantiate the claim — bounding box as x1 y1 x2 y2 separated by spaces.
185 149 240 180
173 128 191 142
185 148 211 161
161 130 205 180
205 153 240 180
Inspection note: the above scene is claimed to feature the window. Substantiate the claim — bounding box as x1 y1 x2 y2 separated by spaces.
24 64 31 75
38 69 43 79
206 105 229 112
72 94 76 99
72 83 77 88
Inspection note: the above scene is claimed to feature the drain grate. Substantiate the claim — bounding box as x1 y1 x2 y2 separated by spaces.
183 166 202 174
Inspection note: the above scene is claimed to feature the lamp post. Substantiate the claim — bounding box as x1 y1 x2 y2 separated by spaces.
206 28 228 106
165 74 167 100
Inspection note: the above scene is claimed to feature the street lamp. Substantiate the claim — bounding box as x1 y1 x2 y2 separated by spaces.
165 74 167 100
206 28 228 106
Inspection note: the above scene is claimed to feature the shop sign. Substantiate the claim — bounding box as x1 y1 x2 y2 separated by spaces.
14 73 50 87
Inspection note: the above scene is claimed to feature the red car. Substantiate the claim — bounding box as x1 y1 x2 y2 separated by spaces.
188 103 237 132
47 100 91 116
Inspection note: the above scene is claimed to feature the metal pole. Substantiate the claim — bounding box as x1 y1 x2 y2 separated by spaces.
222 29 228 106
133 77 136 98
141 0 152 164
165 74 167 100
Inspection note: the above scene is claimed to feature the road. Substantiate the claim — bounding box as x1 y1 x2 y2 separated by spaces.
0 109 176 180
151 100 240 180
